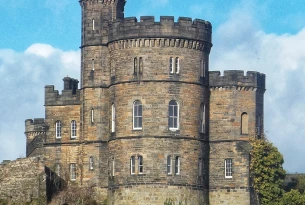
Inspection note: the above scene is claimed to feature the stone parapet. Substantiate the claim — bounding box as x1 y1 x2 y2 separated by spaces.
45 85 80 106
209 70 265 90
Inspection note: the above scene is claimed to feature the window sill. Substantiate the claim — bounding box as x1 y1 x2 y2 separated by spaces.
225 176 233 179
169 128 179 132
70 137 77 140
133 128 142 131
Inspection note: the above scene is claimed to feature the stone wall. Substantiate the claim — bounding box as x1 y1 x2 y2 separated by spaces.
0 157 46 204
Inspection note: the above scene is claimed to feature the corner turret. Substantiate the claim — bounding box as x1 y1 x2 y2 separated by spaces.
25 118 46 157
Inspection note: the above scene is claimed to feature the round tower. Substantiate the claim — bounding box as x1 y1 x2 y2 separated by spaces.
107 16 212 204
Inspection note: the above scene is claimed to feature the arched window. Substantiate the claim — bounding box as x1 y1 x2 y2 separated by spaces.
111 104 115 133
167 156 172 175
175 156 180 175
71 120 77 138
133 100 142 130
138 156 143 174
241 112 249 134
89 156 94 170
168 100 179 130
175 57 180 74
55 121 61 139
200 104 205 133
169 57 173 73
130 156 135 175
92 18 95 31
91 108 94 123
139 57 143 75
134 57 138 75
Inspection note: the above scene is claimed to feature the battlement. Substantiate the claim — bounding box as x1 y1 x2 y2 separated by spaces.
45 77 80 106
108 16 212 44
79 0 123 5
209 70 265 90
25 118 45 133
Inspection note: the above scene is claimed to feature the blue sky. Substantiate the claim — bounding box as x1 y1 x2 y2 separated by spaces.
0 0 305 173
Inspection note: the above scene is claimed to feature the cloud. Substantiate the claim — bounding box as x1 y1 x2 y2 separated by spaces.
211 8 305 172
0 44 80 162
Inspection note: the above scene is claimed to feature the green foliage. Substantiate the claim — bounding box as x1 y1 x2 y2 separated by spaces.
279 189 305 205
0 199 8 205
250 137 286 205
297 175 305 194
164 198 184 205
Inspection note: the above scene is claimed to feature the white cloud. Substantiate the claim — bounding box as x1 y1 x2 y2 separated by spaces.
211 8 305 172
0 44 80 162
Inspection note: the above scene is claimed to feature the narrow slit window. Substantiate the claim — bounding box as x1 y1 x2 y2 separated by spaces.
89 156 94 170
199 159 202 177
111 104 115 133
71 120 77 138
175 57 180 74
56 163 61 176
169 57 173 73
138 156 143 174
225 159 233 178
134 57 138 75
168 100 179 130
133 100 142 130
112 158 115 177
130 156 135 175
92 59 95 70
92 19 95 31
55 121 61 139
175 156 180 175
200 104 205 133
241 112 249 134
139 57 143 75
91 108 94 123
200 60 204 77
167 156 172 175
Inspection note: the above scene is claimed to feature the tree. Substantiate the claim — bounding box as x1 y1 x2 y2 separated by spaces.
250 137 286 205
279 189 305 205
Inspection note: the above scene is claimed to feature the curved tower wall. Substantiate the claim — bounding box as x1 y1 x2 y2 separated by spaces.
107 17 212 204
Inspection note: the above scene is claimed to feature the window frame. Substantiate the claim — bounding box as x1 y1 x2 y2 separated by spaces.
175 57 180 74
167 156 172 175
200 104 205 133
55 121 61 139
241 112 249 135
91 108 94 124
138 156 143 174
169 57 174 73
225 159 233 179
134 57 138 75
71 120 77 139
92 18 95 31
133 100 143 130
70 163 76 181
130 156 136 175
168 100 179 131
175 156 180 175
92 59 95 70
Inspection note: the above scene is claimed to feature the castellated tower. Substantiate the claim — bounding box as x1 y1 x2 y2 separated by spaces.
21 0 265 204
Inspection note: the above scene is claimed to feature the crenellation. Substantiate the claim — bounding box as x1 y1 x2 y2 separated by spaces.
209 70 266 90
178 17 193 26
45 84 80 106
25 118 45 133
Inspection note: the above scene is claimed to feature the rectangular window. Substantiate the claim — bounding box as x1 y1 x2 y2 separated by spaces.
138 156 143 174
167 156 172 175
225 159 233 178
130 156 135 175
112 158 115 177
70 163 76 181
91 108 94 123
199 159 202 177
169 57 173 73
200 105 205 133
175 156 180 175
89 156 94 170
169 101 179 130
71 120 77 138
56 121 61 138
175 57 180 74
133 101 143 130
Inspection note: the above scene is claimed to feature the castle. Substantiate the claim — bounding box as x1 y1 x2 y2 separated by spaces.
0 0 266 204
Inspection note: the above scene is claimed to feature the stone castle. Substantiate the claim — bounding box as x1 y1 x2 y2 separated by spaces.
0 0 266 204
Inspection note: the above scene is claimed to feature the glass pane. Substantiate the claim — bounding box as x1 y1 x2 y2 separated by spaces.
173 105 178 117
138 105 142 116
169 106 173 116
139 117 142 128
169 118 173 128
173 118 177 128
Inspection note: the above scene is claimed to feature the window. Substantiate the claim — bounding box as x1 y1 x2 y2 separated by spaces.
241 112 249 134
134 57 138 75
56 163 61 176
169 57 173 73
200 104 205 133
70 163 76 181
92 19 95 30
92 59 95 70
175 156 180 175
89 156 94 170
257 115 261 135
200 60 204 77
130 156 135 175
71 120 77 138
91 108 94 123
138 156 143 174
168 100 179 130
133 100 142 130
55 121 61 138
175 57 180 74
225 159 233 178
111 104 115 133
139 57 143 75
167 156 172 175
112 158 115 176
199 159 204 177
